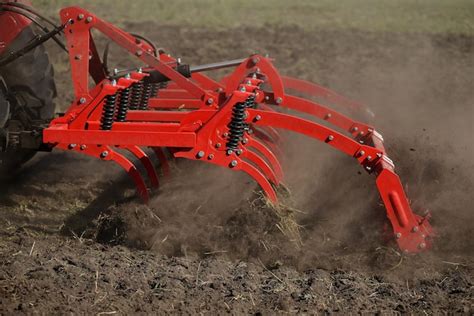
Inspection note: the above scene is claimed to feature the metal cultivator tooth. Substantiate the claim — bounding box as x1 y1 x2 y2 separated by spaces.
37 6 434 255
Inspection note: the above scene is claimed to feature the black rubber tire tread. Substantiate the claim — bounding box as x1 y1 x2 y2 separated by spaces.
0 25 56 177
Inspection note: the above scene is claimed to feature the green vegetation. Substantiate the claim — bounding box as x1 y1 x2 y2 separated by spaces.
33 0 474 35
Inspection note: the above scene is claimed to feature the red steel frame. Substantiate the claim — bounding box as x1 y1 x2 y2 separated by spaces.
41 6 433 253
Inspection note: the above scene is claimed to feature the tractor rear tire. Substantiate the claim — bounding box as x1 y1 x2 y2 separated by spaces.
0 26 56 178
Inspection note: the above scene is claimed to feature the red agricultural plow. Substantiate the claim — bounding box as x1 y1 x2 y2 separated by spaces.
0 4 433 253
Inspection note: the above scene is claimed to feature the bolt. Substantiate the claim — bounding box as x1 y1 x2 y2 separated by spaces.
230 160 238 167
254 115 262 121
113 68 119 75
419 242 426 249
327 135 334 141
359 140 365 144
80 145 87 150
223 132 229 137
352 126 359 132
275 97 283 104
79 97 87 104
216 87 223 93
215 143 222 148
196 151 205 158
100 151 109 158
240 86 246 92
325 113 332 119
137 68 143 73
68 144 77 149
236 149 243 156
125 73 131 79
412 226 419 232
255 67 261 73
242 138 248 144
77 14 84 20
226 149 233 155
246 80 252 85
206 98 214 105
358 150 365 157
85 16 93 23
208 154 214 160
376 152 383 158
252 73 257 79
251 57 260 65
264 96 270 101
366 155 372 161
359 131 365 136
177 57 182 64
136 50 143 57
74 54 82 60
395 232 402 239
111 79 117 86
365 166 372 171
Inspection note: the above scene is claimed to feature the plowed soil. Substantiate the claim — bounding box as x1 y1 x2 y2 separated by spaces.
0 23 473 314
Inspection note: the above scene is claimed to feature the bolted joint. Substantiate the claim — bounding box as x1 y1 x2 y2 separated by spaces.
251 57 260 65
100 151 109 159
85 16 93 23
254 115 262 122
68 144 77 150
326 135 335 142
196 150 205 158
206 98 214 105
395 232 402 239
275 97 283 104
208 154 214 160
230 160 238 168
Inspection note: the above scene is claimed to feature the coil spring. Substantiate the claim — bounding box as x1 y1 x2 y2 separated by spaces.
129 82 143 110
116 87 131 122
140 83 153 110
226 100 248 150
101 93 117 130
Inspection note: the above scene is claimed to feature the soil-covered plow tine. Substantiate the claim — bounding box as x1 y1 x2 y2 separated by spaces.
124 146 160 188
58 144 150 202
151 147 171 177
281 76 374 118
245 109 433 252
246 136 284 182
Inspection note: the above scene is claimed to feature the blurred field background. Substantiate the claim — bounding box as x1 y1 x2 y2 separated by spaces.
33 0 474 35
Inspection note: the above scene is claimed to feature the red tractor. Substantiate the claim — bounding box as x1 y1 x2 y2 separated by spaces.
0 1 434 253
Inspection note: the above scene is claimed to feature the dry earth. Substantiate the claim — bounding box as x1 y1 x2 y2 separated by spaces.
0 22 473 314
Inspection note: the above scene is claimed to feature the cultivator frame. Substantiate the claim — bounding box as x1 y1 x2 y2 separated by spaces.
7 6 433 253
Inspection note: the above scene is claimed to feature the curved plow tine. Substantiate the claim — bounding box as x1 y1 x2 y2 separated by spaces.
252 128 284 158
123 146 160 188
245 109 432 253
281 76 374 119
246 136 284 183
174 150 278 203
242 149 279 185
275 94 372 139
58 144 150 203
151 147 171 177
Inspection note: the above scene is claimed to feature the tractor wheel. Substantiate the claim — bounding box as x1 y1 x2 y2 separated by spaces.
0 26 56 178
